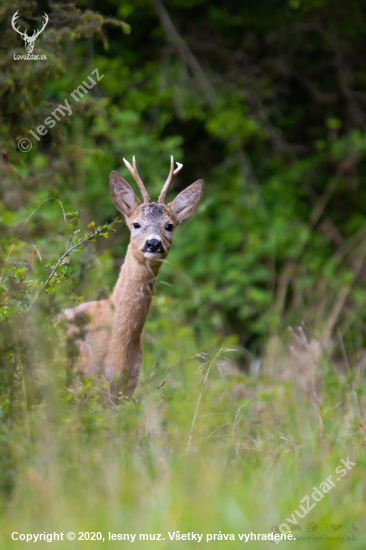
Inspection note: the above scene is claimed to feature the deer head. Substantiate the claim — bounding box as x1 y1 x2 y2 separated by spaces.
12 11 49 54
109 156 204 263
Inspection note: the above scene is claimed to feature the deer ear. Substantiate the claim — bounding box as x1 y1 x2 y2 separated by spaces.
168 180 204 222
109 171 141 216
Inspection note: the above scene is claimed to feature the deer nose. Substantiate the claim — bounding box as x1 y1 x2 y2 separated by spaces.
146 239 164 253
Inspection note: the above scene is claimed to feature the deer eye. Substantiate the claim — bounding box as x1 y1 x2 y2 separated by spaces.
165 223 173 232
132 223 141 229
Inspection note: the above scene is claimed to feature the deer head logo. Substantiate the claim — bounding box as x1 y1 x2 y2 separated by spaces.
11 11 49 54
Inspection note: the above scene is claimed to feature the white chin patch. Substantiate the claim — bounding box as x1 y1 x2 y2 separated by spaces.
144 252 162 260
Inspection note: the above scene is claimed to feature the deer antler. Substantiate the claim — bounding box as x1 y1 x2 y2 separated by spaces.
123 157 150 203
11 11 28 40
31 13 49 40
158 156 183 204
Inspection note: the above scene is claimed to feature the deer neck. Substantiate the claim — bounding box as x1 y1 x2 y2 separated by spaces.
111 244 161 340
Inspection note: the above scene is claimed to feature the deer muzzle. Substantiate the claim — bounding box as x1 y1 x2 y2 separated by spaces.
141 237 165 258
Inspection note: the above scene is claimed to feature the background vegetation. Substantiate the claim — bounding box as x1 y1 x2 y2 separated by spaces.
1 0 366 547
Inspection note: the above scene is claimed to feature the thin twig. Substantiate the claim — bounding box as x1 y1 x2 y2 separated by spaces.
18 246 38 284
232 398 253 442
67 211 82 252
186 346 230 452
337 327 362 419
23 198 66 225
27 219 118 312
0 243 15 285
207 422 230 440
150 0 216 104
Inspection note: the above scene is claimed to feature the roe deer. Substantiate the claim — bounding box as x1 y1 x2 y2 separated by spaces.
63 156 204 398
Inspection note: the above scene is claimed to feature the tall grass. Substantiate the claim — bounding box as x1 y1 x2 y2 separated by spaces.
0 290 365 549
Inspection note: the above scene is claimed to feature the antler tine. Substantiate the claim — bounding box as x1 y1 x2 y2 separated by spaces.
123 156 150 203
12 11 28 39
32 13 49 39
158 155 183 204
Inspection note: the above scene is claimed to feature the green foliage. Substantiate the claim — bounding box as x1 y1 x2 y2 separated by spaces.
4 0 366 350
1 0 366 545
0 332 365 549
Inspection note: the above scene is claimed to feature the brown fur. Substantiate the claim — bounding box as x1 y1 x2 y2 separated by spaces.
63 160 204 397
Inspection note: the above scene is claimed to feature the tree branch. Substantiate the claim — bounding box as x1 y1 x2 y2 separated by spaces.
150 0 216 104
27 219 118 312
